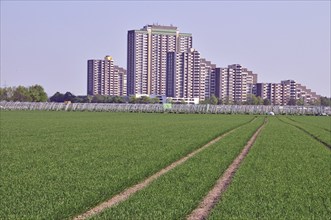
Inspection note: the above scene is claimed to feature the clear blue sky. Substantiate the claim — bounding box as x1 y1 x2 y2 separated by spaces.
1 1 330 97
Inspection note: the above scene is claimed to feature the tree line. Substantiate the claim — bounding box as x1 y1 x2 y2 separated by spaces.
1 85 330 106
0 85 48 102
49 92 161 104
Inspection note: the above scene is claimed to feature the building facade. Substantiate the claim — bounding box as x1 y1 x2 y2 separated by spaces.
113 65 127 96
87 56 127 96
127 24 192 96
166 48 200 99
296 83 320 104
281 80 297 105
200 58 217 100
242 68 257 100
124 25 322 105
255 83 282 105
254 80 320 105
215 65 257 104
215 67 234 103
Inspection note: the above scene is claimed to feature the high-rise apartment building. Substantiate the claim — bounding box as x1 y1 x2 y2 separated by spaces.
127 24 192 96
254 80 319 105
215 65 257 104
255 83 268 100
255 83 282 105
270 83 283 105
200 59 217 100
114 66 127 96
296 83 320 104
242 68 257 98
228 64 244 103
84 25 321 105
215 67 234 103
166 48 200 99
280 80 320 105
87 56 127 96
281 80 296 105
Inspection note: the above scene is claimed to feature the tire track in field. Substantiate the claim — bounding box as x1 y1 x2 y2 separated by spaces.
278 117 331 150
187 118 267 220
286 116 331 133
73 117 257 220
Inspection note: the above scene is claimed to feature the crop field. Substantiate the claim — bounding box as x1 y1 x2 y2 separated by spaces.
92 117 265 219
0 111 330 219
287 115 331 131
281 116 331 147
0 111 253 219
209 117 331 219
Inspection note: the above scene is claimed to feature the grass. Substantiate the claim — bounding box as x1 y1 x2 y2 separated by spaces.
2 111 329 219
279 116 331 147
208 117 331 219
91 117 265 219
287 115 331 131
0 111 253 219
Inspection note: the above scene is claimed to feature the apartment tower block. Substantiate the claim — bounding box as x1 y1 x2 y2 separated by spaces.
166 48 201 99
215 65 257 104
87 56 127 96
127 24 192 96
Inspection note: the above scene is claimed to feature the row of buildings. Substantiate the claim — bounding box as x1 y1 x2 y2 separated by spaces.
87 24 320 105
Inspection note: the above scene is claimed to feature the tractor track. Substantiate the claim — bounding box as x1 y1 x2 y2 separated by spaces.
73 117 257 220
278 117 331 150
285 116 331 133
187 118 267 220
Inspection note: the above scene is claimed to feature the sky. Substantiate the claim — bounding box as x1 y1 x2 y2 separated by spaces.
1 1 330 97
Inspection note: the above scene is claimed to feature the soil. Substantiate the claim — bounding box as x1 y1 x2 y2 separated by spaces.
73 123 243 220
187 119 267 220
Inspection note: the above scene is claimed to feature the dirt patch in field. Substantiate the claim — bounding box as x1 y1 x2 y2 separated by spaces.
73 120 255 220
187 118 267 220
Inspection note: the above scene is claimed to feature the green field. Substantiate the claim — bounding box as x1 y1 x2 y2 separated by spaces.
209 117 331 219
92 117 264 219
0 111 252 219
283 116 331 147
287 115 331 131
0 111 330 219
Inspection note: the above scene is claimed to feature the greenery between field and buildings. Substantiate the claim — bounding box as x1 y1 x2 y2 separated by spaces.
208 117 331 219
91 117 264 219
0 85 47 102
0 111 253 219
1 85 331 106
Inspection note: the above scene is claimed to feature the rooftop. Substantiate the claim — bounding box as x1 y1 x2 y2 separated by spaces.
142 24 178 30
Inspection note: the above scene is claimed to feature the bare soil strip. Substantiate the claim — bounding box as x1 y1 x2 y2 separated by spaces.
73 120 255 220
187 118 267 220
